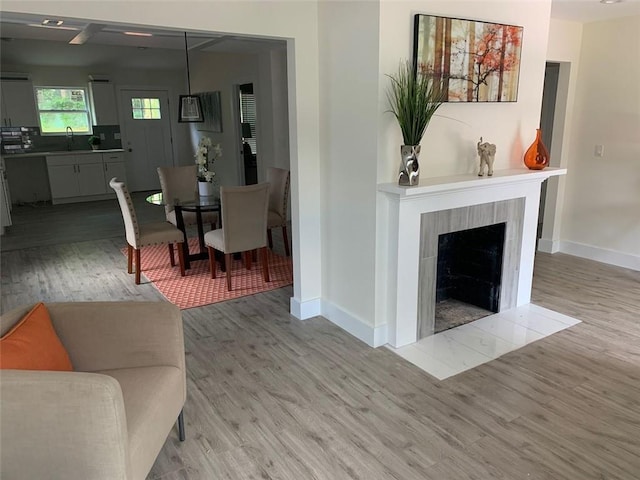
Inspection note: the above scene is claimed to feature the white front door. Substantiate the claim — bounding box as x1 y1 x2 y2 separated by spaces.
120 89 174 191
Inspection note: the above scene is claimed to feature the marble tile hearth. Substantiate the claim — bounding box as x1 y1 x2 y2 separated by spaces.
387 303 581 380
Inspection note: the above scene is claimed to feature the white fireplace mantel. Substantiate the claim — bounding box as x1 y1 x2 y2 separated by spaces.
378 168 567 348
378 168 566 198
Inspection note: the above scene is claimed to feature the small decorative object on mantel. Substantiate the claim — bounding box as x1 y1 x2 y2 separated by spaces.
88 135 101 151
523 128 550 170
387 60 445 186
195 136 222 196
477 137 497 176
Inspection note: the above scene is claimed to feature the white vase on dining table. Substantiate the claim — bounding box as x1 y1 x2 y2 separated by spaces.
198 180 215 197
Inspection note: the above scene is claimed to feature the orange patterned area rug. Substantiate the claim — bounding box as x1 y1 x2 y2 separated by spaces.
121 239 293 309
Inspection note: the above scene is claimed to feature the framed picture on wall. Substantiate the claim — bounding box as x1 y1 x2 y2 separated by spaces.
413 14 524 102
197 91 223 132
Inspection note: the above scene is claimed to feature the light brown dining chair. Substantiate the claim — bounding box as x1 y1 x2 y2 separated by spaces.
203 183 270 291
109 177 186 284
266 167 291 256
157 166 219 229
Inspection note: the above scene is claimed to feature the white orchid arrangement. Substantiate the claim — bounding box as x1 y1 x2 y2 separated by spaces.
194 136 222 183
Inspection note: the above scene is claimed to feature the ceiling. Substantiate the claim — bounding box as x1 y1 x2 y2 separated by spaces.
0 12 286 69
0 2 638 69
551 0 640 23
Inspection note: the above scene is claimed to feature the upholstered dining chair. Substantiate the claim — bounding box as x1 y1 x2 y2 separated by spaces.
266 167 291 256
109 178 186 285
203 183 270 291
157 166 219 229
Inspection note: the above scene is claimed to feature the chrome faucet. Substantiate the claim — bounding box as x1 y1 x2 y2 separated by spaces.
66 126 74 150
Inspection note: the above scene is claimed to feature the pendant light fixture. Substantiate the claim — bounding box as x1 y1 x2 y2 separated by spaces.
178 32 203 122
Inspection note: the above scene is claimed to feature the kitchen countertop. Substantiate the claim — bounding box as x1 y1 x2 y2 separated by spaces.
2 149 125 159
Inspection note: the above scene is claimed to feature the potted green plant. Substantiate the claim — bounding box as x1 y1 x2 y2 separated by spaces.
387 60 445 186
88 135 101 151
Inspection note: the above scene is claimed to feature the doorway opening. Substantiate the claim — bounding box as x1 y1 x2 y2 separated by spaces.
538 62 559 241
538 61 571 254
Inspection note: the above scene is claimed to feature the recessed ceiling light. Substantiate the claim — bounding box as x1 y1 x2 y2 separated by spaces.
28 23 80 31
600 0 623 4
42 19 64 26
123 31 153 37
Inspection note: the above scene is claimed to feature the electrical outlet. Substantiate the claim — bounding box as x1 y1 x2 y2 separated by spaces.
594 144 604 157
99 133 106 140
114 133 121 140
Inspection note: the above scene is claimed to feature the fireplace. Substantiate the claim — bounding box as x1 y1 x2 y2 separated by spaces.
417 198 524 339
378 168 566 348
435 222 506 333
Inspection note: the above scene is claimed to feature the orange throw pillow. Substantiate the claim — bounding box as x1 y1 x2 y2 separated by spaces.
0 302 73 371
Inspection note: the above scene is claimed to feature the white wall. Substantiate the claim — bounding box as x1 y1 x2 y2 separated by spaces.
377 1 553 181
188 49 289 188
2 0 323 312
318 1 381 337
265 49 291 174
188 51 259 187
375 1 553 332
558 15 640 269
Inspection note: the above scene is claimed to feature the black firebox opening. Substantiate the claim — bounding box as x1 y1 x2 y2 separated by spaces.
436 222 506 313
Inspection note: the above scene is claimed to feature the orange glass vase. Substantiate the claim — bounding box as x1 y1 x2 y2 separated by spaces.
524 128 550 170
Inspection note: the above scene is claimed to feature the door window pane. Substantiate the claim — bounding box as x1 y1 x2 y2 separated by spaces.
131 98 161 120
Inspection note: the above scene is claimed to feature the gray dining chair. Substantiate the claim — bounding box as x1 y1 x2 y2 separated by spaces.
203 183 270 291
109 177 185 284
157 166 219 229
266 167 290 256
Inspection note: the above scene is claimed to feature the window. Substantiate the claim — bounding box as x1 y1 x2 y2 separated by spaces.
35 87 91 134
131 98 162 119
239 83 257 154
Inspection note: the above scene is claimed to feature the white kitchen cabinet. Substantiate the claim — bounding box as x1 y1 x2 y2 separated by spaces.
89 82 119 126
78 162 108 196
47 162 78 199
47 154 107 203
1 80 39 127
102 152 127 190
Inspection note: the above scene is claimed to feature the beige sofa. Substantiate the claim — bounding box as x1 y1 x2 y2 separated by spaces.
0 301 186 480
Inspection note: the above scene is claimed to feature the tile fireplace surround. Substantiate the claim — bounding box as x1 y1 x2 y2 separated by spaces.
378 168 566 348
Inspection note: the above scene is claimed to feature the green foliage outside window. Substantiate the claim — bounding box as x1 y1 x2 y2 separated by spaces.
35 87 92 134
131 97 161 120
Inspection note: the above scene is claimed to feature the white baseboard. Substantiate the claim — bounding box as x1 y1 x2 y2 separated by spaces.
537 238 560 253
321 301 388 347
290 297 321 320
560 241 640 271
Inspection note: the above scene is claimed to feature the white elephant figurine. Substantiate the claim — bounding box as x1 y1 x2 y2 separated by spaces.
477 137 497 176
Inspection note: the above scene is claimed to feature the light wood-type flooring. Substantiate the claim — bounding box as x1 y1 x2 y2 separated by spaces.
1 199 640 479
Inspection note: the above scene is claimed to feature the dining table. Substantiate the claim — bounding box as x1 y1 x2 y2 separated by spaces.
146 192 221 270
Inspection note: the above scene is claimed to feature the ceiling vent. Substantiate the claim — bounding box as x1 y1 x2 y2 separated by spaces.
0 72 31 81
88 74 111 82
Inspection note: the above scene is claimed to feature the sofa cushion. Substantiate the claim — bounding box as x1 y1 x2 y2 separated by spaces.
99 366 184 480
0 302 73 371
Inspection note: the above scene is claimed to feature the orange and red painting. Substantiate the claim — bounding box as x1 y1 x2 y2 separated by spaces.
413 15 524 102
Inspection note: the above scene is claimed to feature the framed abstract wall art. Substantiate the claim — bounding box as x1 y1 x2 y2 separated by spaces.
197 91 223 132
413 14 524 102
